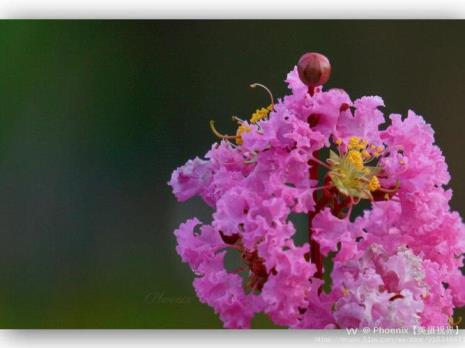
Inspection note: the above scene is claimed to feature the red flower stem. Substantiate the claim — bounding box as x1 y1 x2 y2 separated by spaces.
309 150 324 279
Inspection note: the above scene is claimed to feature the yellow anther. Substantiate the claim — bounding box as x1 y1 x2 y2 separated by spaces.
348 136 369 151
335 138 342 145
342 287 350 297
368 176 380 192
347 150 364 170
399 159 406 165
376 145 384 152
250 105 272 124
348 136 361 150
235 124 251 145
370 144 377 150
362 150 371 160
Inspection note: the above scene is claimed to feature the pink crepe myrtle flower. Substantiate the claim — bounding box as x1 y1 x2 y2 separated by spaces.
168 52 465 329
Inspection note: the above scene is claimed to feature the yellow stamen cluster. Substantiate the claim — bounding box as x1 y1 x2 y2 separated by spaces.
235 124 251 145
327 136 387 200
349 136 384 158
209 83 274 146
362 150 371 159
250 104 273 124
368 144 384 157
374 145 384 157
348 136 368 151
347 150 364 170
368 175 380 192
236 104 271 144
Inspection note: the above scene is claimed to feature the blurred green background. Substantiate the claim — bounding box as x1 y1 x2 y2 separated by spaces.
0 20 464 328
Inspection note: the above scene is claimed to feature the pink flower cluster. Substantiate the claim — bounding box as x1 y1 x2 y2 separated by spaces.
169 66 465 328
